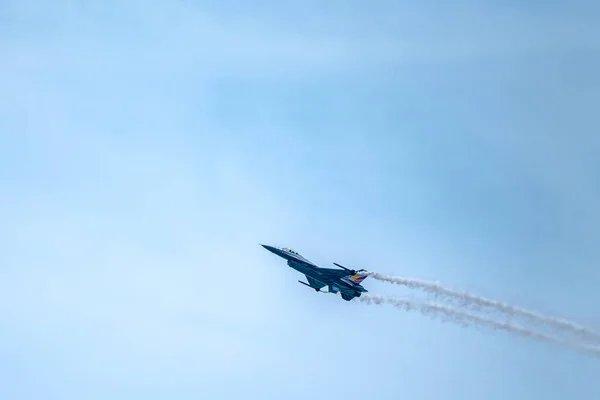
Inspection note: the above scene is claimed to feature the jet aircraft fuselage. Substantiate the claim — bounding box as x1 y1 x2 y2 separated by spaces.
261 244 369 301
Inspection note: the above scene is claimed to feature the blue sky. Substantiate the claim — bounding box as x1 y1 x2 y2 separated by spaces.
1 1 600 399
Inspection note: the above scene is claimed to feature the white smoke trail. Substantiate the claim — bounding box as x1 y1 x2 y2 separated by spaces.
368 272 600 344
358 294 600 359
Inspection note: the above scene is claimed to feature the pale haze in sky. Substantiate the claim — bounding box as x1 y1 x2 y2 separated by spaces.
1 1 600 399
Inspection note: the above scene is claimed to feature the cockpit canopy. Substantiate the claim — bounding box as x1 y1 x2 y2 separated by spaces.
282 247 299 255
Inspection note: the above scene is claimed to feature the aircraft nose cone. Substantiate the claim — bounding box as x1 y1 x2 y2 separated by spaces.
260 244 277 253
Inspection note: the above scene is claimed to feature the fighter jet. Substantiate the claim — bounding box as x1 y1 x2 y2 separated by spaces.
261 244 369 301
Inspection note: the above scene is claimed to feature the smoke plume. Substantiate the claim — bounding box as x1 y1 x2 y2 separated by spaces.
358 294 600 359
367 272 600 344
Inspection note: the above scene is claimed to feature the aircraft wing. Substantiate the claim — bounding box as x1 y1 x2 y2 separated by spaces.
305 275 327 290
314 267 351 278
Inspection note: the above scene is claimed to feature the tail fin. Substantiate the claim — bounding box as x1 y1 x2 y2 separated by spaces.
348 273 368 285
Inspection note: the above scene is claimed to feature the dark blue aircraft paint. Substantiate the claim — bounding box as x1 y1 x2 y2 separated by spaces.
261 244 369 301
